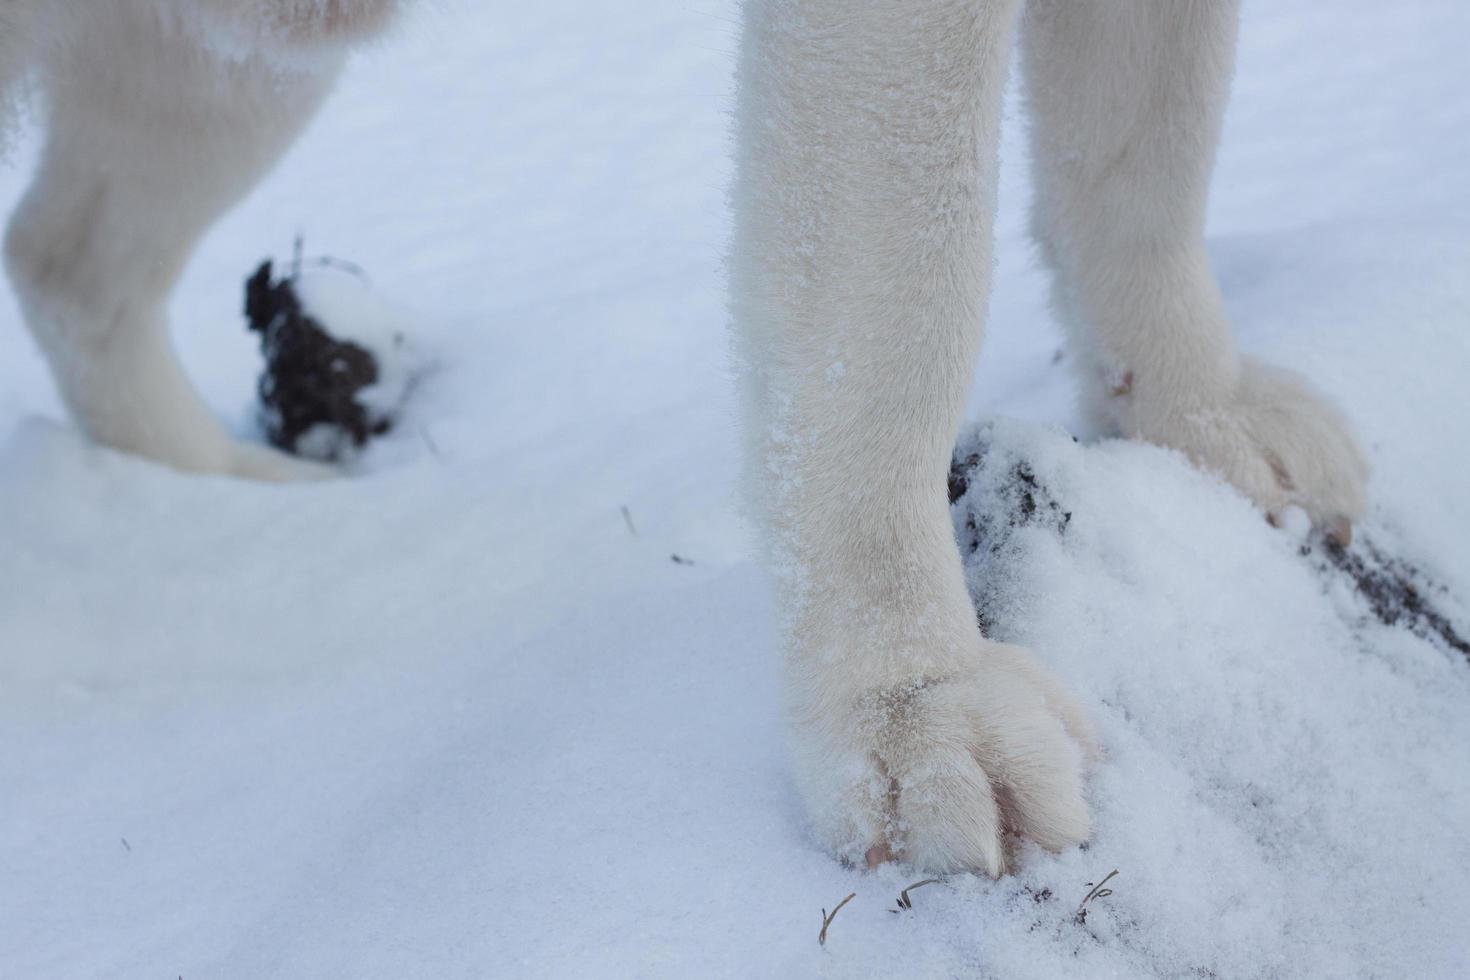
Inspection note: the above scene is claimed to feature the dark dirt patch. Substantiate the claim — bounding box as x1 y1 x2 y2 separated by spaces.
949 442 1072 635
1314 536 1469 659
244 260 388 458
948 447 1072 557
947 452 980 506
950 437 1468 663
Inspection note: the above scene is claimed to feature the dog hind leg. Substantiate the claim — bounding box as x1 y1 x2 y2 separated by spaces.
1022 0 1366 532
3 2 348 479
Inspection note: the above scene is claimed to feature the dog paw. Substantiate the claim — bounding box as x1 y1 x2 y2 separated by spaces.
1136 356 1367 541
791 644 1096 876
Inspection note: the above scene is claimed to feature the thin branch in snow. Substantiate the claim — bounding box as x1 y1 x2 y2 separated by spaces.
419 426 444 461
818 892 856 947
890 878 941 913
1076 869 1119 923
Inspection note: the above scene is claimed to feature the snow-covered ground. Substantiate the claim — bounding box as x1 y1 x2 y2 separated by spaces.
3 2 1469 977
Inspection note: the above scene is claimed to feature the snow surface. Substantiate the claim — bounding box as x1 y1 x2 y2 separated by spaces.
2 2 1469 977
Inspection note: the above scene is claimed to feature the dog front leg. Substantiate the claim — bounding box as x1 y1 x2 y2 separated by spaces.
731 0 1094 874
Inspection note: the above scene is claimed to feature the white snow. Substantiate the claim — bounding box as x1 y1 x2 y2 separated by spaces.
2 2 1468 978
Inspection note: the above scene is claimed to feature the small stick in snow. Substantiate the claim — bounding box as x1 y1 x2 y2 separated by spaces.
305 254 371 284
670 554 694 565
419 426 444 461
621 505 638 538
1075 869 1119 923
890 878 941 913
120 837 131 852
818 892 856 947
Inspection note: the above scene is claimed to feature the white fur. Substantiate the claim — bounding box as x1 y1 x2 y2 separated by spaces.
0 1 399 480
1021 0 1366 528
731 0 1366 874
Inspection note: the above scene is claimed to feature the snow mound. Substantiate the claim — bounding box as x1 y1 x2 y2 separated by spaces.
901 417 1470 979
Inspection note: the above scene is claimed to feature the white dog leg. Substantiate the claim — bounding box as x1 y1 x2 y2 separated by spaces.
0 2 41 149
2 3 348 479
1023 0 1367 533
732 0 1094 875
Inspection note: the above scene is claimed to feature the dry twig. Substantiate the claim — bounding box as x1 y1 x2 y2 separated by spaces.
1075 869 1119 923
818 892 857 947
890 878 941 913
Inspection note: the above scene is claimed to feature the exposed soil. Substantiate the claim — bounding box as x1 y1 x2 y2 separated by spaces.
950 441 1468 662
949 448 1072 557
949 442 1072 634
244 260 389 457
1316 536 1469 659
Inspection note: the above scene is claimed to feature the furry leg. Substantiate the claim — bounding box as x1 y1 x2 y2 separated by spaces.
0 1 42 149
2 2 347 479
1022 0 1366 531
732 0 1093 874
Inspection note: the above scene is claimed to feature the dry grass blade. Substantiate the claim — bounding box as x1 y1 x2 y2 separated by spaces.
1075 868 1119 923
818 892 857 946
891 878 941 912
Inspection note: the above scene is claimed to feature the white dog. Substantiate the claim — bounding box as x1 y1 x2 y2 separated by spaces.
2 1 1367 875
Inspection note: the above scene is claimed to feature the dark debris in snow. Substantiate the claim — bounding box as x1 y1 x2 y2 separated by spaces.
949 439 1469 662
949 441 1073 635
949 450 1072 554
244 260 389 458
1316 536 1470 659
